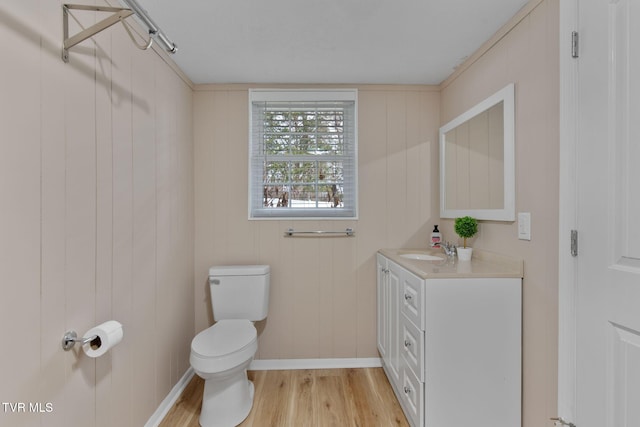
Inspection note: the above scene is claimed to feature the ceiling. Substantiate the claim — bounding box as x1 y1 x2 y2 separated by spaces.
131 0 529 85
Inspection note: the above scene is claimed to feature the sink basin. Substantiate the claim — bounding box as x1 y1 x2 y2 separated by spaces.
399 253 444 261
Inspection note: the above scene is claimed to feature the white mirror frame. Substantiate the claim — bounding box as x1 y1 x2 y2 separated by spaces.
439 83 515 221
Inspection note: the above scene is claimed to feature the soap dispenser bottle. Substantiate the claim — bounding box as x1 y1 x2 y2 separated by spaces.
430 225 442 247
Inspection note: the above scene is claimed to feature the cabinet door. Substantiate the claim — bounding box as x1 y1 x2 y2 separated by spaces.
387 261 402 384
376 254 387 359
377 255 401 386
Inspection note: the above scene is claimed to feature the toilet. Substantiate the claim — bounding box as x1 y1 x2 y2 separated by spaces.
190 265 270 427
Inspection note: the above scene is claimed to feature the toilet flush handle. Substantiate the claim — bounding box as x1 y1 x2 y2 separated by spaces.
208 276 220 285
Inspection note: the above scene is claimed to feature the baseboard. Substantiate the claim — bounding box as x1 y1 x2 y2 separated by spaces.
249 357 382 371
144 367 195 427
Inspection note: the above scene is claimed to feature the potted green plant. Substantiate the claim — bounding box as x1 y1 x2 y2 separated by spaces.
454 216 478 261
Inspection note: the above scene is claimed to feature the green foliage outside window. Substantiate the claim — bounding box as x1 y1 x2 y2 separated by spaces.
262 108 346 209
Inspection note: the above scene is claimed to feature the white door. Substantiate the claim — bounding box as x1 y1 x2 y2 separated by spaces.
572 1 640 426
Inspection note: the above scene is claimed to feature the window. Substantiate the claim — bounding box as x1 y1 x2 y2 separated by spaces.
249 89 358 219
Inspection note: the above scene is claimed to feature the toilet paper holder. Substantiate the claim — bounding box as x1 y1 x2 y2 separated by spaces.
61 330 99 351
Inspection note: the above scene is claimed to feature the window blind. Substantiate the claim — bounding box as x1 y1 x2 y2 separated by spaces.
249 90 358 219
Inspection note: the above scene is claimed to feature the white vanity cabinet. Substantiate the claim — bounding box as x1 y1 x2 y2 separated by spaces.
377 251 522 427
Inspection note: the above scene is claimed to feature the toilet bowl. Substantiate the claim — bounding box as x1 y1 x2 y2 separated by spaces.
190 265 270 427
190 320 258 427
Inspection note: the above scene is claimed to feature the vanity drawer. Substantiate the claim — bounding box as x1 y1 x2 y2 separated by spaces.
401 314 424 381
400 362 424 427
401 271 424 329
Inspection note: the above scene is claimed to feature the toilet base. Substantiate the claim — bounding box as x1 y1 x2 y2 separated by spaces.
199 369 255 427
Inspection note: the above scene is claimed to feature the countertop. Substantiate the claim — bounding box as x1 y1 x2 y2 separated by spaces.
378 248 524 279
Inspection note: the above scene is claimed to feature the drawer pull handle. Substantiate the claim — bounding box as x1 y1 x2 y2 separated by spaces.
404 293 412 301
404 386 412 395
404 340 412 348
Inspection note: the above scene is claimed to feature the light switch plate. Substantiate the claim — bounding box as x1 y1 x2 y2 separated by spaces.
518 212 531 240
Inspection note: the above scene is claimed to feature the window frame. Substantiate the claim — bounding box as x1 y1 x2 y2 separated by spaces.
248 89 358 220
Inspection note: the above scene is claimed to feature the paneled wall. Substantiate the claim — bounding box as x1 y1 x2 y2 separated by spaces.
0 2 194 426
439 1 560 426
194 85 440 359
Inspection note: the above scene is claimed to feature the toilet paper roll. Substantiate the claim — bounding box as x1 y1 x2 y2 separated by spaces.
82 320 123 358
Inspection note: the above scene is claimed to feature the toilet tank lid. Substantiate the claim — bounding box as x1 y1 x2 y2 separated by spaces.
209 265 270 277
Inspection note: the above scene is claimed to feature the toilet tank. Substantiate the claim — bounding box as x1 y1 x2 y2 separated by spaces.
208 265 270 321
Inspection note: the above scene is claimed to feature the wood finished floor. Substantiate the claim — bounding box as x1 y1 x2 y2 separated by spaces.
159 368 409 427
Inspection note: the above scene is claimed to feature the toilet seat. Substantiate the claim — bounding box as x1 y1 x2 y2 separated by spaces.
190 320 257 373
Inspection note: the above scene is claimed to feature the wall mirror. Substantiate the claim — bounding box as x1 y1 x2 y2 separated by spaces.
439 83 515 221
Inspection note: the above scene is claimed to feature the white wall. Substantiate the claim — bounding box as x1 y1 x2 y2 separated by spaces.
0 1 194 426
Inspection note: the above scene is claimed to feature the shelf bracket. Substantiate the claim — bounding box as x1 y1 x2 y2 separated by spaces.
62 4 134 63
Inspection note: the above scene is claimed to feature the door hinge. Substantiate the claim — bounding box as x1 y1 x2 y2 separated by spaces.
571 31 579 58
551 417 576 427
570 230 578 257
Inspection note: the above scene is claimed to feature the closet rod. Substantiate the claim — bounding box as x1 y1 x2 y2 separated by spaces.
120 0 177 54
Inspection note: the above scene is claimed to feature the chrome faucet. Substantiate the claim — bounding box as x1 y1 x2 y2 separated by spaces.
441 241 457 257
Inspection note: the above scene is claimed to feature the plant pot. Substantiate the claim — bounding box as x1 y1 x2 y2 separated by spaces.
457 247 473 261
